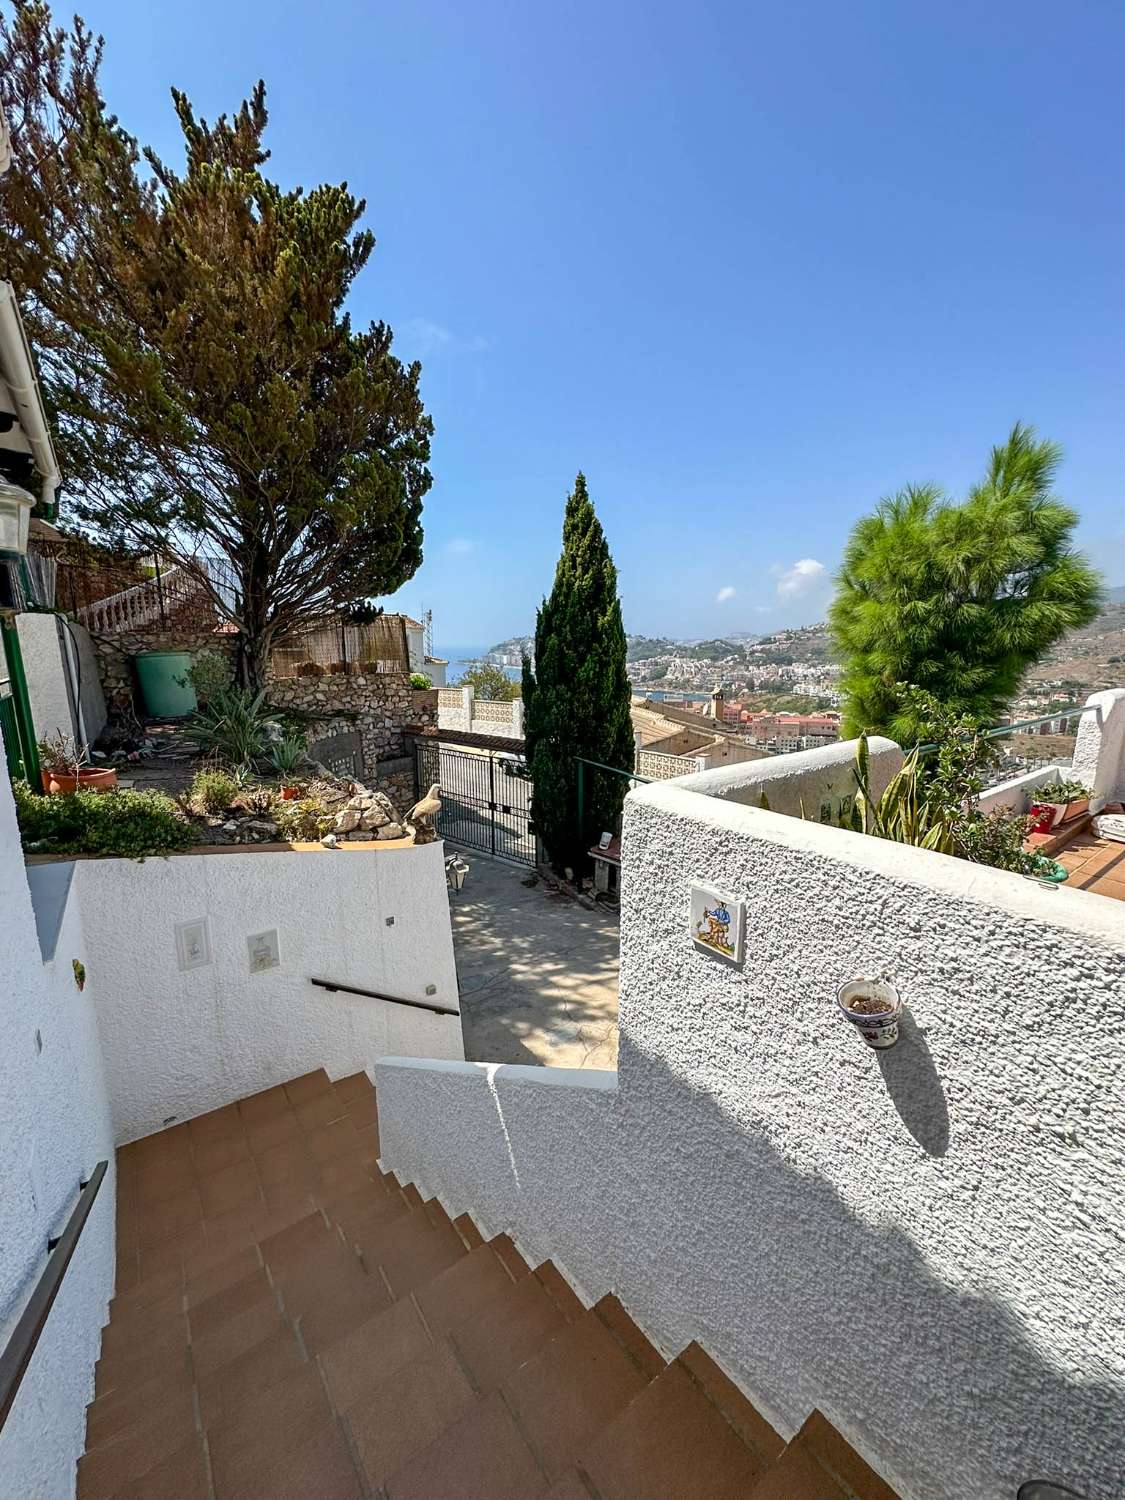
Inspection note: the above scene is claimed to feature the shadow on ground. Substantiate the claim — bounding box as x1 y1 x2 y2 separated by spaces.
447 849 620 1069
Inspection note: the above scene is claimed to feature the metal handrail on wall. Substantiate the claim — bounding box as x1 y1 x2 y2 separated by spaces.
0 1160 108 1434
310 977 459 1017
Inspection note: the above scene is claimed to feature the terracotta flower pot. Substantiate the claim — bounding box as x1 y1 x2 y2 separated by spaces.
280 785 301 801
1058 797 1089 824
41 767 118 796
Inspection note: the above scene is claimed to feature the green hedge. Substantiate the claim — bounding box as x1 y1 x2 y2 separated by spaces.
14 782 199 860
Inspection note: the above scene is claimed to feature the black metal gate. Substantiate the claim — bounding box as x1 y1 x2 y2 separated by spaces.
414 742 534 865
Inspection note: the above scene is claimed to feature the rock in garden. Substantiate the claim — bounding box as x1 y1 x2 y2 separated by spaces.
334 807 361 833
376 823 404 840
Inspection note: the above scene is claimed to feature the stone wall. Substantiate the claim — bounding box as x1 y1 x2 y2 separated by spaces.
92 629 239 716
268 670 416 804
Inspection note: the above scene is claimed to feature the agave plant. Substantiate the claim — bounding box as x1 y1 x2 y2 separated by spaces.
269 736 308 777
185 687 275 767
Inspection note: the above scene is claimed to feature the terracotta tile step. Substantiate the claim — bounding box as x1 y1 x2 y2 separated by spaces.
500 1307 654 1480
382 1388 548 1500
448 1269 574 1393
575 1358 770 1500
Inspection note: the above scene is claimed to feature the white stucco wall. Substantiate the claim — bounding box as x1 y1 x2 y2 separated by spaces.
377 775 1125 1500
16 612 106 750
976 762 1068 815
1072 687 1125 810
675 734 902 821
0 730 115 1499
70 841 463 1144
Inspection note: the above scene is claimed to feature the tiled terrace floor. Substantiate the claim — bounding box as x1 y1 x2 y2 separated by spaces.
1055 831 1125 902
87 1069 900 1499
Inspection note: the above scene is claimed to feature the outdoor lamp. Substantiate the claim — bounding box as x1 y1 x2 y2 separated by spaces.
446 855 469 891
0 478 34 558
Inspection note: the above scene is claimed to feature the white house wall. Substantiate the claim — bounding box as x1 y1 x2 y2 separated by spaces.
74 842 463 1144
0 736 115 1499
16 612 107 751
377 774 1125 1500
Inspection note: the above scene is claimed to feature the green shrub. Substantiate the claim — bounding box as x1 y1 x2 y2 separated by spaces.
186 650 233 703
190 767 238 815
273 797 332 841
410 671 432 690
1045 776 1090 803
14 783 198 859
185 686 276 766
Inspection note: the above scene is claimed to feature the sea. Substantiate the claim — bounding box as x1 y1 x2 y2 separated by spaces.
435 646 521 684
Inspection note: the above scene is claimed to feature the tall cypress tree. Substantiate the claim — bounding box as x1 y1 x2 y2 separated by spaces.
523 474 633 871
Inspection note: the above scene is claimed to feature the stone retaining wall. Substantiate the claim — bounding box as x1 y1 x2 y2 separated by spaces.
92 629 238 715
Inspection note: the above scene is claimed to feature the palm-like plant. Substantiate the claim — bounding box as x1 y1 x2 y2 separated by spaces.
185 687 275 768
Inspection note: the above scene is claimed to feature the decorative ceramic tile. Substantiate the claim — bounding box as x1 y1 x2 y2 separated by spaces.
175 918 211 972
690 885 745 965
247 929 281 973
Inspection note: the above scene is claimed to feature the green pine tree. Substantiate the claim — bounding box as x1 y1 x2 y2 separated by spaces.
523 474 633 871
0 4 431 689
830 424 1103 743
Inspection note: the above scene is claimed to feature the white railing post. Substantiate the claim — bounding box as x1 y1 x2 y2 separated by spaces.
462 685 474 727
512 698 524 738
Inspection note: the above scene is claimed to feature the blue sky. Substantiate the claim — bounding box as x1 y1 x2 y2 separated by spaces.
81 0 1125 645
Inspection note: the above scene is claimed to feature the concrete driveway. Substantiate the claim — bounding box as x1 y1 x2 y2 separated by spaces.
448 852 619 1069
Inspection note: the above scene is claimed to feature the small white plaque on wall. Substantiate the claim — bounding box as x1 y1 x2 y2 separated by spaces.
247 929 281 974
175 918 211 972
690 885 745 965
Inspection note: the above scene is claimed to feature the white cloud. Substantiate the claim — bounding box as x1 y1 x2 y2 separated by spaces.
446 537 475 556
716 585 737 604
774 558 827 598
400 318 489 357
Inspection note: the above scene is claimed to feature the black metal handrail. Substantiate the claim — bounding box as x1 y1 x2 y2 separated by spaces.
0 1160 108 1433
310 978 458 1017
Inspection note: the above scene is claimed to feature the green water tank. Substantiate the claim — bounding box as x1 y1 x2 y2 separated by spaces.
133 650 197 718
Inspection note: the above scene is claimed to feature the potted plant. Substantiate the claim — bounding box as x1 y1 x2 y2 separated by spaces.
1030 777 1091 832
270 735 309 798
37 732 118 795
837 976 902 1049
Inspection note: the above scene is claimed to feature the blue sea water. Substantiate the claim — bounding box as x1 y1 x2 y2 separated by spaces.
435 646 521 683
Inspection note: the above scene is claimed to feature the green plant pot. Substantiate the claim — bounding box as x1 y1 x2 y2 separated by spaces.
133 651 197 718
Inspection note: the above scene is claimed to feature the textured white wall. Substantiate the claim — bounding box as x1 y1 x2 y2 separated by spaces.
0 732 115 1499
676 734 902 819
15 613 107 750
1072 688 1125 809
977 763 1067 815
75 842 462 1144
18 611 74 746
377 777 1125 1500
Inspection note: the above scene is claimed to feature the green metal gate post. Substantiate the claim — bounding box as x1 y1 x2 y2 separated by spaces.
1 619 40 786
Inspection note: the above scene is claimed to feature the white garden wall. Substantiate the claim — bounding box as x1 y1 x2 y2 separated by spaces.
675 733 902 820
0 734 115 1500
1072 687 1125 809
17 612 107 750
61 840 463 1144
377 769 1125 1500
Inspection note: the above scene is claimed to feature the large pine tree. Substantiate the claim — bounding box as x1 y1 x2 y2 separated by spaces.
523 474 633 871
830 424 1102 743
0 3 431 688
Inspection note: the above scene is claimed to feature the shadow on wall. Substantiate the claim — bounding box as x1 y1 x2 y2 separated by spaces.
579 1038 1116 1498
876 1010 950 1156
380 1034 1121 1500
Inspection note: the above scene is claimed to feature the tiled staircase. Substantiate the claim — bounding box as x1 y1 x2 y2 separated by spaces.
85 1069 901 1499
